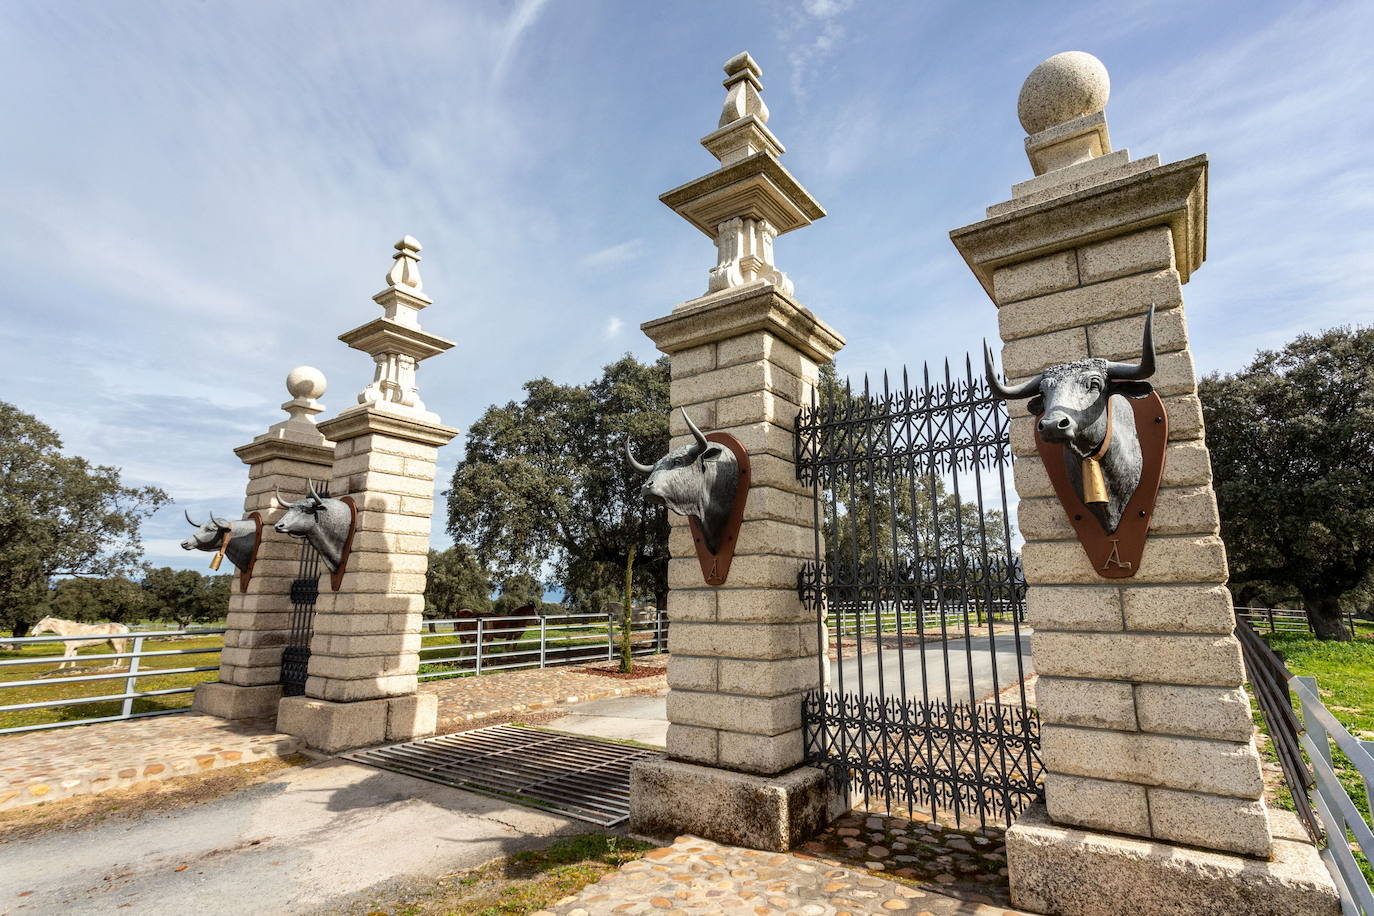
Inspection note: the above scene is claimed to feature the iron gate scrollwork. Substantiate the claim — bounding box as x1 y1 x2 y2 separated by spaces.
796 357 1042 827
280 480 327 697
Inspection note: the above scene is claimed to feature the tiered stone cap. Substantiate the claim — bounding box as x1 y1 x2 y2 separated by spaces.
660 52 825 302
335 236 455 423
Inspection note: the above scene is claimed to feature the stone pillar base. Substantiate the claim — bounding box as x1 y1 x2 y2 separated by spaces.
629 757 830 852
276 693 436 753
193 682 283 720
1006 803 1338 916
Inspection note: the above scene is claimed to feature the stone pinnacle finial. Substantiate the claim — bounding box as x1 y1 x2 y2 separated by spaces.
719 51 768 128
333 236 453 424
386 236 423 291
1018 51 1114 176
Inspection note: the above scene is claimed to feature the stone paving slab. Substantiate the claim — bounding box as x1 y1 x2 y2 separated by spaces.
0 713 299 812
536 835 1029 915
423 655 669 733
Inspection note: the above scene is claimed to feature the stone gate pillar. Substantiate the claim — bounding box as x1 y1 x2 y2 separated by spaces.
194 370 334 719
276 237 458 753
950 52 1336 914
628 52 845 852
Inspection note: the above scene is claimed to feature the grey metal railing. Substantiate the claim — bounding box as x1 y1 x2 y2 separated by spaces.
0 628 225 736
1293 675 1374 915
417 611 667 681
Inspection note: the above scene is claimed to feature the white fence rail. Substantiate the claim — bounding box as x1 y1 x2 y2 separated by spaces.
0 628 225 736
417 611 668 681
1236 606 1358 635
1293 675 1374 915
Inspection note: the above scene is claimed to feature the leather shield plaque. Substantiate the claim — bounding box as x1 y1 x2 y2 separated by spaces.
687 432 751 586
329 496 359 592
238 512 264 592
1034 393 1168 578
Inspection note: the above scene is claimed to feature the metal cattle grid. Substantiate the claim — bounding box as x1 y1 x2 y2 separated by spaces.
796 358 1042 828
280 480 327 697
343 724 658 827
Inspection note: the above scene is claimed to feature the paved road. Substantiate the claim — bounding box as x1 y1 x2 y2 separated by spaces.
541 635 1035 749
544 694 668 747
832 633 1034 706
0 759 588 916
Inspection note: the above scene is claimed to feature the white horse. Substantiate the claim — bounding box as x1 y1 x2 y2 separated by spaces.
29 616 131 670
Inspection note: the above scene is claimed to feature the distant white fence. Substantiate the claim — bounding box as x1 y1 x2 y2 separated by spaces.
0 628 225 736
1236 606 1358 635
417 611 668 680
829 600 1024 638
1293 675 1374 915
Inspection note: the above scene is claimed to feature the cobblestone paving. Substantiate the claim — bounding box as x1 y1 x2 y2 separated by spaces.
0 713 299 812
799 810 1012 909
424 655 669 733
536 835 1028 915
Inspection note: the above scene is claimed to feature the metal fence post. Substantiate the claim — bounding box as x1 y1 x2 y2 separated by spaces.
1295 677 1330 769
121 636 144 718
475 618 484 676
607 614 614 662
539 616 547 668
1266 607 1275 632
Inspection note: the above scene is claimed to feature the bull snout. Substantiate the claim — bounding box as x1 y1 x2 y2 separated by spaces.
180 536 198 550
1037 410 1076 442
639 480 665 506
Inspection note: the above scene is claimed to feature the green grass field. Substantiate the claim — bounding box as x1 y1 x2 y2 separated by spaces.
0 631 223 733
1257 618 1373 883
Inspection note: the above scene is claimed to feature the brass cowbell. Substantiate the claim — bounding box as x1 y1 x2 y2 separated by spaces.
210 551 224 571
1082 457 1109 505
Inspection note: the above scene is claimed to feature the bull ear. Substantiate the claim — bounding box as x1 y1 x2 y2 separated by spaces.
1110 380 1154 399
1027 395 1045 416
698 444 726 465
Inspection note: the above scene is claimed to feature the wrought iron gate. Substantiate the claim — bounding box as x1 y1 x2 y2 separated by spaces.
280 480 327 697
796 358 1042 827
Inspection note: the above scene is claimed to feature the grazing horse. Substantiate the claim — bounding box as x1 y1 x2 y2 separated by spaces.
29 616 131 670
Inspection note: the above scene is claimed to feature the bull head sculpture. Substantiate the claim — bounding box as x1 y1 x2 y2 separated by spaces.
985 306 1157 533
626 408 740 554
181 511 259 573
272 481 354 573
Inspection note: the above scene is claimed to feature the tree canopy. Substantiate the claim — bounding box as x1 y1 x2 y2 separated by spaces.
423 545 494 617
0 402 168 635
1200 325 1374 640
446 355 670 609
140 567 232 629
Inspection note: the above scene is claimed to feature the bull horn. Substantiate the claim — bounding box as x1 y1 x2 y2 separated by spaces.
307 479 325 505
273 486 288 509
625 438 654 475
184 509 201 527
1104 304 1156 381
681 408 709 457
983 340 1043 400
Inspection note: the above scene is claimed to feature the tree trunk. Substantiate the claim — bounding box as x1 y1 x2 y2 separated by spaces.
620 548 635 673
1304 593 1351 641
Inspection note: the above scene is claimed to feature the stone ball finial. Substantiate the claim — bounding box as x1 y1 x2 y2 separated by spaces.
286 365 327 400
1017 51 1110 134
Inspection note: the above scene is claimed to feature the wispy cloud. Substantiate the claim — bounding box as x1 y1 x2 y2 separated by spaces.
775 0 857 103
581 239 644 267
605 316 624 337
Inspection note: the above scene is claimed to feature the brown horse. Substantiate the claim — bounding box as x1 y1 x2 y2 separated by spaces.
449 606 533 654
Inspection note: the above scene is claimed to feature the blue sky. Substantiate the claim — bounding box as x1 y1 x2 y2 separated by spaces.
2 0 1370 575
